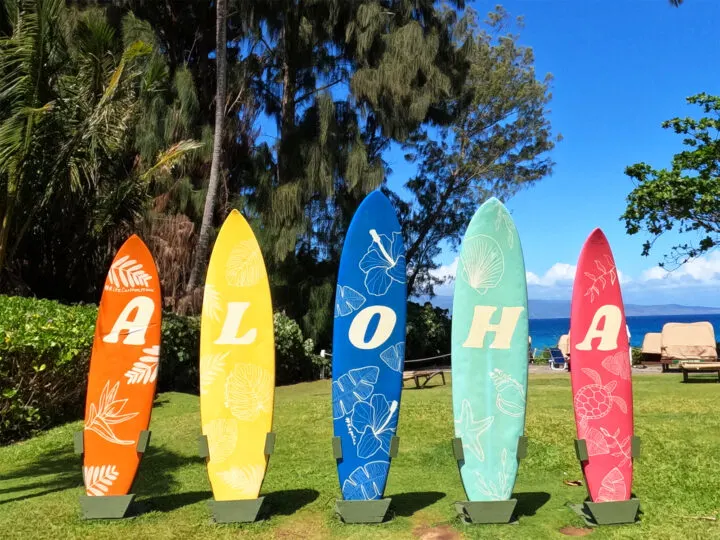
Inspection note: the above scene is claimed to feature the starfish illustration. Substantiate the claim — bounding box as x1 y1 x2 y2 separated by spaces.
454 399 494 461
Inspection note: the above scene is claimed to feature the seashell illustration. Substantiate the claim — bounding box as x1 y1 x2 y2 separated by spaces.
218 464 265 497
225 241 263 287
202 418 238 463
459 234 504 294
490 368 525 418
225 363 273 421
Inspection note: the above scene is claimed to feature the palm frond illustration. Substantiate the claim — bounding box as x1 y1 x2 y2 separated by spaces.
200 352 229 395
124 345 160 384
85 381 139 445
108 255 152 288
84 465 119 496
203 284 224 322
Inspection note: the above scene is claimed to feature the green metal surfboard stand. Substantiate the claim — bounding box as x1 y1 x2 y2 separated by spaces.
199 432 276 523
569 436 641 525
453 435 527 524
75 430 151 519
333 435 399 523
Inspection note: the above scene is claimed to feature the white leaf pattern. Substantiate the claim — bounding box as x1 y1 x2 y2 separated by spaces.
83 465 119 496
203 284 224 322
124 345 160 384
202 418 239 463
225 241 263 287
200 352 229 395
224 364 273 421
218 465 265 497
108 255 152 289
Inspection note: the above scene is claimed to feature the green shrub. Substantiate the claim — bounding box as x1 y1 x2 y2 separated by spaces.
0 295 320 442
158 313 200 393
274 312 318 385
406 301 451 363
0 296 97 443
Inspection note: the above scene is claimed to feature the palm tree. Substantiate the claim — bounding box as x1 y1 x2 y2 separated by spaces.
186 0 227 291
0 2 201 280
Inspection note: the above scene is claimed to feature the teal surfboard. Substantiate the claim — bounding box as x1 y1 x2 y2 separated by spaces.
451 197 529 502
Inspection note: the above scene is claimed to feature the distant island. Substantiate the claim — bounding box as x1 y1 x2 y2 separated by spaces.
419 296 720 319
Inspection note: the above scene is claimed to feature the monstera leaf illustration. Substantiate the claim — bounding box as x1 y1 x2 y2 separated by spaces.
359 230 405 296
332 366 379 419
379 342 404 372
342 461 390 500
351 394 398 458
334 285 366 317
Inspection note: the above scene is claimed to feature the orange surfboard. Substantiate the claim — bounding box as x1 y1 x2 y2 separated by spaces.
82 235 162 497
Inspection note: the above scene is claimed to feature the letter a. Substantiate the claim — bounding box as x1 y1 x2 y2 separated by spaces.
576 304 621 351
215 302 257 345
103 296 155 345
463 306 524 349
349 306 397 350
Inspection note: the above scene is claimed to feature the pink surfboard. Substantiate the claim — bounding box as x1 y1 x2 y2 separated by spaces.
570 228 634 502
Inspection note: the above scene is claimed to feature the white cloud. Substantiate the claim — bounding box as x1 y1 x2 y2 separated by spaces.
640 251 720 287
429 257 458 296
526 263 576 287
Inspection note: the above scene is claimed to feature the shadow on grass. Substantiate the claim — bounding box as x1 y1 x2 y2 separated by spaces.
681 378 720 384
0 440 201 510
391 491 445 517
134 490 211 514
0 449 81 504
514 491 551 517
131 446 201 497
264 488 320 516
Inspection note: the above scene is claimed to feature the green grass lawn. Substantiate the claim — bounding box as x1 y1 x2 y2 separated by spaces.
1 374 720 539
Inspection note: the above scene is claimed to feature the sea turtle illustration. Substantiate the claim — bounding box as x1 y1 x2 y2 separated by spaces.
574 368 627 431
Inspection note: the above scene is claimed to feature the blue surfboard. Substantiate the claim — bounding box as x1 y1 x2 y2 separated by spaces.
332 190 407 501
451 197 529 502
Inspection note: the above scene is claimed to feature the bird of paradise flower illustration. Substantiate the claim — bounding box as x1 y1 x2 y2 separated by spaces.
85 381 139 445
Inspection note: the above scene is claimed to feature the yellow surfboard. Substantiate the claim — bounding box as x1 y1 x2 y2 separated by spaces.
200 210 275 501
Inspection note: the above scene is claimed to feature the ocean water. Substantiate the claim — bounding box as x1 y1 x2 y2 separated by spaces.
529 314 720 350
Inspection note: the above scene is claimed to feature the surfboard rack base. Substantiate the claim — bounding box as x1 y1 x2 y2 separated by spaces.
335 498 391 523
569 499 640 526
79 494 135 519
455 500 518 524
74 430 151 455
208 498 265 523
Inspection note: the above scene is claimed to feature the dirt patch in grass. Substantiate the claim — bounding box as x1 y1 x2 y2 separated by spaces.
412 523 462 540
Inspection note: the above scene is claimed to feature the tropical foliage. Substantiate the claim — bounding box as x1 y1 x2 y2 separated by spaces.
0 1 557 351
623 93 720 267
0 294 321 442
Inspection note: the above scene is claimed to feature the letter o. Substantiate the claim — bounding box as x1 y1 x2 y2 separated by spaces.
348 306 397 350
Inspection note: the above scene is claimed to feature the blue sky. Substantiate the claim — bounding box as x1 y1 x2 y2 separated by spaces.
385 0 720 306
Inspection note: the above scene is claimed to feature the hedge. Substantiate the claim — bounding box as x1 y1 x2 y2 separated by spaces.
0 295 323 443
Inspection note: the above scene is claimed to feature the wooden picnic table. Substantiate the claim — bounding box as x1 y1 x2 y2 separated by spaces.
403 369 449 389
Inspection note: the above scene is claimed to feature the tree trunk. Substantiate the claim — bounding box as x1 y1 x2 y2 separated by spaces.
277 20 296 186
186 0 228 292
0 182 17 274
